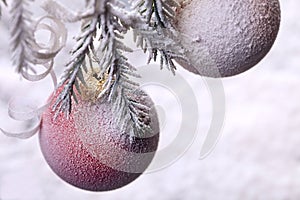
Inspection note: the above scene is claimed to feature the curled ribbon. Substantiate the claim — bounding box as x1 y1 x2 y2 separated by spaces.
21 16 67 83
1 16 67 139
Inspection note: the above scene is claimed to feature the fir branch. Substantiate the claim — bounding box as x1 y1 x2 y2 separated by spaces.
134 26 186 74
50 1 154 137
132 0 187 73
111 87 152 138
53 17 99 115
96 12 152 137
133 0 180 27
155 0 180 26
9 0 35 74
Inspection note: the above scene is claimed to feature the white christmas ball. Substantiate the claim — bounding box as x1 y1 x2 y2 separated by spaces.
174 0 281 77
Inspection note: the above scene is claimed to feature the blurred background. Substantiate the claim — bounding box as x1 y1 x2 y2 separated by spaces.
1 0 300 199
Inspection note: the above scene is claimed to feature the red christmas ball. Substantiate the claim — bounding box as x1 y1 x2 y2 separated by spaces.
39 86 159 191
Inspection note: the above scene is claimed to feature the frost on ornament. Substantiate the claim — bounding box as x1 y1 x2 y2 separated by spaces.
174 0 281 77
39 80 160 191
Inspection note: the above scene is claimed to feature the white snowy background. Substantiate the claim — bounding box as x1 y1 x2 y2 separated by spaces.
1 0 300 199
